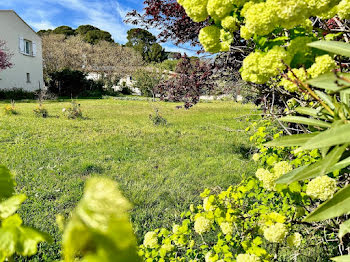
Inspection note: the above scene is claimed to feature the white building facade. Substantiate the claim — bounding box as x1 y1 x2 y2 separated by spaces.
0 10 44 91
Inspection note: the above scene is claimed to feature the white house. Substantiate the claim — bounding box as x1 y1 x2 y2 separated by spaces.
0 10 44 91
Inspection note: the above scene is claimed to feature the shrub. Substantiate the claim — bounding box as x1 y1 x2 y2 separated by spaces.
33 104 48 118
0 88 35 100
62 101 83 119
47 69 104 97
3 101 17 115
133 69 163 97
149 108 167 126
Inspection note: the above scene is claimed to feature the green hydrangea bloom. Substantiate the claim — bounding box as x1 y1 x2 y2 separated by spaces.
143 231 158 248
178 0 209 22
199 26 222 53
236 253 261 262
273 161 293 177
207 0 235 21
221 16 239 32
252 153 260 162
306 0 342 15
287 232 302 248
308 55 337 78
194 216 211 234
279 68 308 92
306 175 337 201
241 46 289 84
263 223 288 243
220 222 233 235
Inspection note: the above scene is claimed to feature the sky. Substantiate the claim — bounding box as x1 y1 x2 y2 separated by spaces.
0 0 200 56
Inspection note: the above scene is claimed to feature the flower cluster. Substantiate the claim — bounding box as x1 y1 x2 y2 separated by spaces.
241 46 289 84
263 223 288 243
287 232 303 248
236 253 261 262
306 175 337 201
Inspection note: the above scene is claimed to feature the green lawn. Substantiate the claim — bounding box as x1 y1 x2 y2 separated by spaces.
0 99 258 261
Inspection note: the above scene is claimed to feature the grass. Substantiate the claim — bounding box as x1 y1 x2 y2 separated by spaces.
0 99 258 261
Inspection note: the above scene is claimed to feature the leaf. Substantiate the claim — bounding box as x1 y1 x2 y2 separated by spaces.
339 219 350 239
0 166 15 201
295 107 321 118
332 256 350 262
0 194 27 220
0 214 51 258
307 72 350 91
279 116 331 128
304 184 350 222
308 41 350 57
300 123 350 150
264 132 319 147
315 90 335 110
329 156 350 173
276 145 346 184
62 178 140 262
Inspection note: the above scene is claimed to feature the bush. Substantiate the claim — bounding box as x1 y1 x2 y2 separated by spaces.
62 101 83 119
133 69 163 97
0 88 35 100
3 102 17 115
47 69 104 97
33 104 48 118
149 109 167 125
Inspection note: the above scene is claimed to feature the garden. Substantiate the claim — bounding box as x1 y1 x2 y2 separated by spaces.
0 0 350 261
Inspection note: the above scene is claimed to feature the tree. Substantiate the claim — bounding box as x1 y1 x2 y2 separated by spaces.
42 35 142 81
156 54 215 108
126 28 166 63
83 30 113 44
75 25 99 35
0 41 12 71
126 0 208 47
52 26 75 36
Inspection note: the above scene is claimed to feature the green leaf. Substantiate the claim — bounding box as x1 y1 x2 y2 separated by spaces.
0 166 15 201
308 41 350 57
307 72 350 91
332 256 350 262
300 123 350 150
0 214 51 258
0 194 27 220
264 132 319 147
315 90 335 110
62 178 140 262
276 145 346 184
339 219 350 239
304 184 350 222
329 156 350 173
279 116 331 128
295 107 321 118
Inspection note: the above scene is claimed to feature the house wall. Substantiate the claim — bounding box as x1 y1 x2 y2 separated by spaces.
0 11 44 91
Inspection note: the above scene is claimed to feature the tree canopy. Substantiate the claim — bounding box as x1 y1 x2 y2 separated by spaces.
126 28 167 63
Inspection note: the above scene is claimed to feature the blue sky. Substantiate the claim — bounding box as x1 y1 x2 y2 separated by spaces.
0 0 200 55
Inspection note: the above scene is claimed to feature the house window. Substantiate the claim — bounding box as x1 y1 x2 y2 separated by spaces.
26 73 31 83
24 40 32 55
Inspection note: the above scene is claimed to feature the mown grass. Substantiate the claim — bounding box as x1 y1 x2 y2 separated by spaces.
0 99 258 261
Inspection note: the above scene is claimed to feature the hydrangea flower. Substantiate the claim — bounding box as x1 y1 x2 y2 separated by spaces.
220 222 233 235
255 168 279 191
178 0 209 22
308 55 337 78
221 16 239 32
207 0 235 21
199 26 222 53
280 68 308 92
236 253 261 262
273 161 293 177
306 175 337 201
252 153 260 162
194 216 211 234
287 232 302 247
143 231 158 248
263 223 288 243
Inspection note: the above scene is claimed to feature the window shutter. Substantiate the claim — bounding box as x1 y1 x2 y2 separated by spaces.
32 41 37 56
19 37 24 53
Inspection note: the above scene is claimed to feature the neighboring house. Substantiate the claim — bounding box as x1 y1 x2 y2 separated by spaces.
0 10 44 91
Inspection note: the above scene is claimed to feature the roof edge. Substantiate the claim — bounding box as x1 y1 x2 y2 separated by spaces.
0 10 39 36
